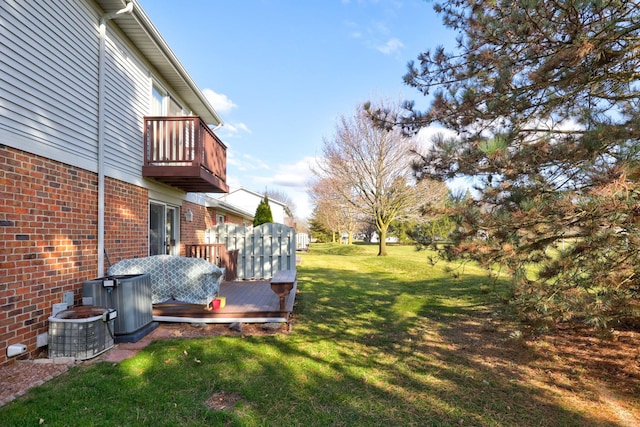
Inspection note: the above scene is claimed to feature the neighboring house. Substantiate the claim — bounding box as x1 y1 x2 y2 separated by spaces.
206 194 254 228
216 188 294 227
0 0 228 366
183 193 254 228
369 232 399 244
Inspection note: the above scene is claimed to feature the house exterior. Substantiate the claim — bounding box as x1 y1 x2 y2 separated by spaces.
0 0 228 365
206 196 254 228
216 188 295 227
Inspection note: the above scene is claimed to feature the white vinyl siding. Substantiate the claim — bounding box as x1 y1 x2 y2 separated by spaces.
0 0 100 171
221 189 287 224
102 29 150 182
0 0 195 194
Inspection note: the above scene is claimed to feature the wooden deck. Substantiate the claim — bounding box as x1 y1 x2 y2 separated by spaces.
152 279 297 324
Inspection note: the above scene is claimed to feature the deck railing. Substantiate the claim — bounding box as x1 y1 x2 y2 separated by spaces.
185 243 238 281
185 243 227 265
143 116 227 182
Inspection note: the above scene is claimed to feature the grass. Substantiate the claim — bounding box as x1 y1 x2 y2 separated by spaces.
0 243 634 426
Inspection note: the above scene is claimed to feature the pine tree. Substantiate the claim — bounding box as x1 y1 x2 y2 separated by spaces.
393 0 640 329
253 195 273 226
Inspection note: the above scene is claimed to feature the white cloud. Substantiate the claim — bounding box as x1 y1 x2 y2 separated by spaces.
376 37 404 54
202 88 237 113
221 121 252 136
237 157 318 218
228 153 270 172
415 125 458 152
243 153 271 170
292 191 312 219
225 150 240 168
254 157 316 189
345 18 404 55
344 20 362 39
225 174 242 190
373 21 390 36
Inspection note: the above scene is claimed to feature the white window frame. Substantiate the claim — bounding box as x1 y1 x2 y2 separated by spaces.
149 201 180 256
151 82 184 116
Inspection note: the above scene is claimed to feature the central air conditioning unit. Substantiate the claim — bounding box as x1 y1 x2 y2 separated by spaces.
82 273 158 343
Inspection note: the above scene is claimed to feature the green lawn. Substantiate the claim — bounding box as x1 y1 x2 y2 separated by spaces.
0 244 619 426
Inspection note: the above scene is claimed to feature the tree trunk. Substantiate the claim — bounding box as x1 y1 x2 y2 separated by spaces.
377 224 388 256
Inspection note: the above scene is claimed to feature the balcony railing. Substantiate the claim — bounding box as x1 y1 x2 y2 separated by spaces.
142 116 228 193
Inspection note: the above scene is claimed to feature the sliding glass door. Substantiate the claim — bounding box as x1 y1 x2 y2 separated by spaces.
149 202 179 256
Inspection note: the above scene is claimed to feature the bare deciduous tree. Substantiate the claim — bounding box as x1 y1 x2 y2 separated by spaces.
309 176 361 244
264 189 296 218
315 100 429 256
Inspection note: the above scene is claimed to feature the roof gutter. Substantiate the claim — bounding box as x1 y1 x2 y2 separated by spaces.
97 1 133 276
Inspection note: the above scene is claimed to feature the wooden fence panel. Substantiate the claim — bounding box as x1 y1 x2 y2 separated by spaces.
206 223 296 280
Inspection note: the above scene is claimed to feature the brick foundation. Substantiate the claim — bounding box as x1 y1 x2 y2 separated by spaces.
0 146 151 366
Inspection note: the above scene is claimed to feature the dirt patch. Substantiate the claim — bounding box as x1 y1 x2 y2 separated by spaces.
439 310 640 426
150 322 288 339
205 391 245 411
523 325 640 426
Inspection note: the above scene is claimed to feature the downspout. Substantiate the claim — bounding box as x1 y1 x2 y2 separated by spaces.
97 2 133 276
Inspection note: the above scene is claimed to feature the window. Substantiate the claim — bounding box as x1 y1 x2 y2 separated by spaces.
168 96 183 116
151 83 184 116
151 85 165 116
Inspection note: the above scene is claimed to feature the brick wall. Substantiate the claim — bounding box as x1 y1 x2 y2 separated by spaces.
216 210 246 226
103 178 148 266
180 201 214 255
0 146 99 365
0 147 152 366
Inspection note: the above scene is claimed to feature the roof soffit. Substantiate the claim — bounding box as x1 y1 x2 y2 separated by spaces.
93 0 223 126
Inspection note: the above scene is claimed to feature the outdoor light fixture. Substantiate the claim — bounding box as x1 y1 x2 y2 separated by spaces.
184 209 193 222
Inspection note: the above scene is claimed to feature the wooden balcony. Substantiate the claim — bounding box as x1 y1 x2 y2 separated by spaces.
142 116 229 193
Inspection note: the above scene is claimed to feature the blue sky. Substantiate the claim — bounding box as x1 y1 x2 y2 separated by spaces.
137 0 455 219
